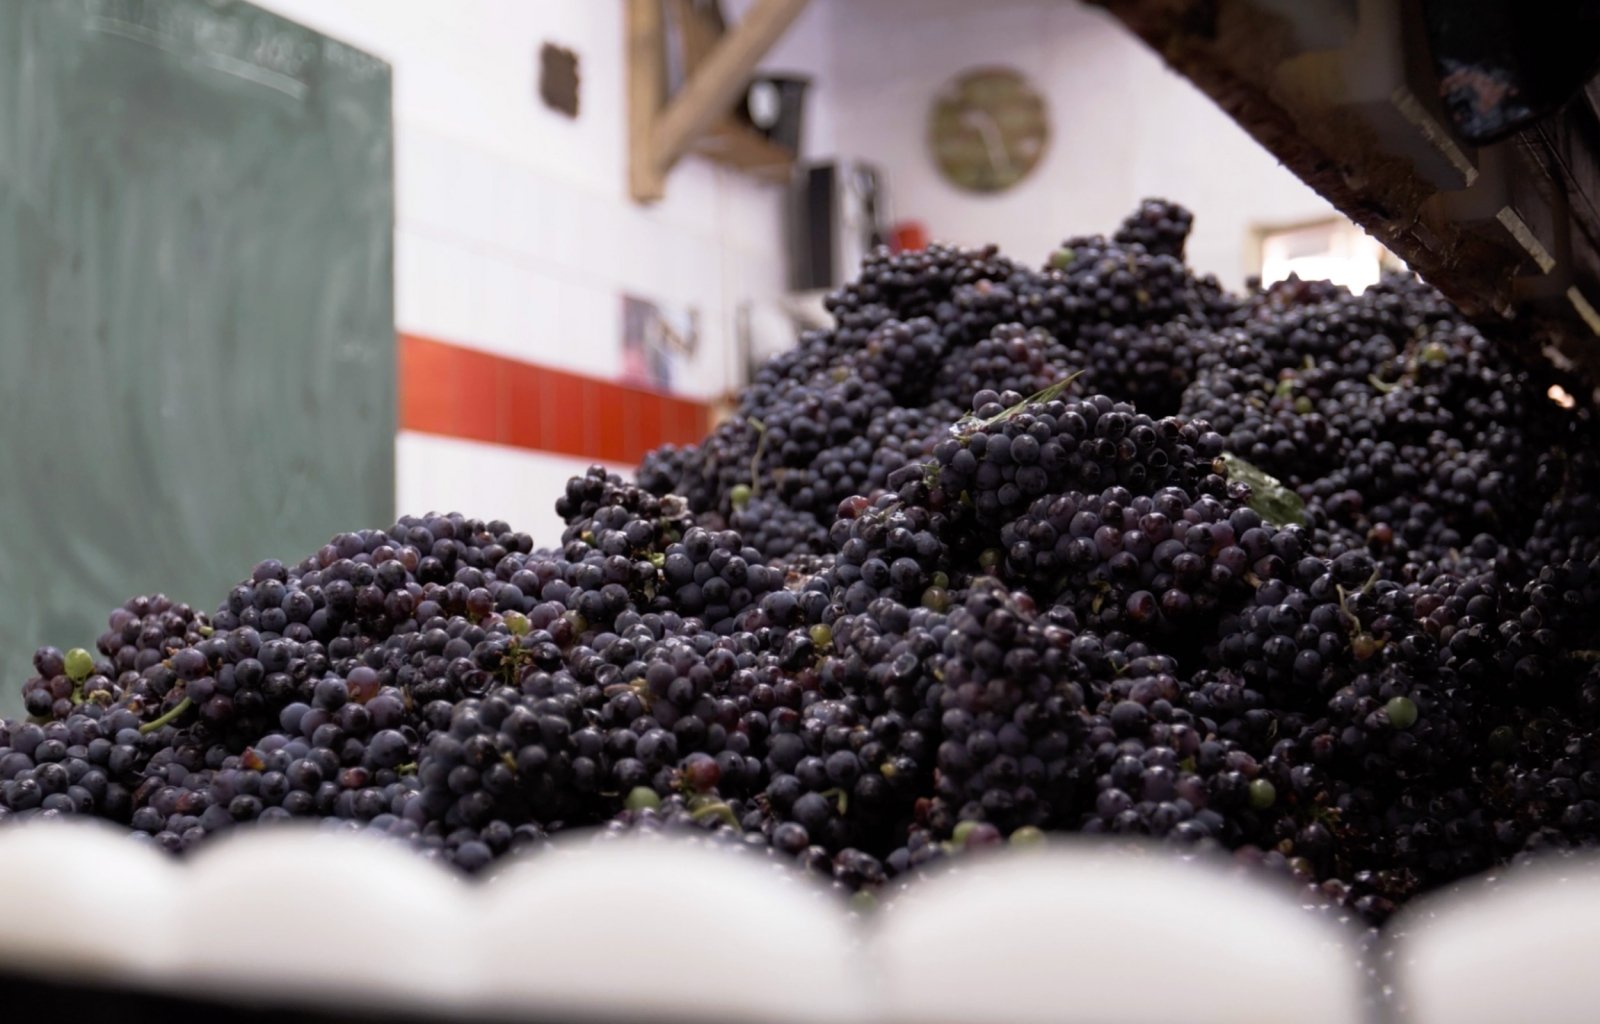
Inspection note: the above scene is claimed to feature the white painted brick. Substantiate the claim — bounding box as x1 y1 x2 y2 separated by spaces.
395 231 468 342
551 282 622 380
472 255 527 363
392 228 425 334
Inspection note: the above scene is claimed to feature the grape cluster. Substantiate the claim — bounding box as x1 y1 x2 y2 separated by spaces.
1114 197 1196 259
7 199 1600 933
946 389 1220 501
930 323 1074 408
727 494 831 561
930 583 1089 834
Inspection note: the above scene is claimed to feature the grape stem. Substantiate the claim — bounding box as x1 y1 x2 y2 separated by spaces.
139 696 194 734
690 801 739 829
956 371 1085 437
747 416 768 498
1334 584 1360 633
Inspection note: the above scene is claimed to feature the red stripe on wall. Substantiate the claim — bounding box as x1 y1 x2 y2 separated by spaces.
399 333 712 462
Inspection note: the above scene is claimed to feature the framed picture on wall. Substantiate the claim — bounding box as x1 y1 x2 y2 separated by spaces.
621 293 700 392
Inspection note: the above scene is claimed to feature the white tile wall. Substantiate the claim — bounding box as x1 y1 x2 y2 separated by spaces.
257 0 819 526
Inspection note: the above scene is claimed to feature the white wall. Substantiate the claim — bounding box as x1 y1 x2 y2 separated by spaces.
823 0 1337 287
255 0 827 545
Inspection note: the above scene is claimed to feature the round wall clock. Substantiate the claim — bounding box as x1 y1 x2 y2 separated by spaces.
927 67 1050 194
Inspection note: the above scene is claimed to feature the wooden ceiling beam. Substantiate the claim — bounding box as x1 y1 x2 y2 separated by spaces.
629 0 809 202
627 0 668 202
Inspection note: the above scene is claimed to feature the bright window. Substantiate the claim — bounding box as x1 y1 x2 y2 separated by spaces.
1256 218 1395 292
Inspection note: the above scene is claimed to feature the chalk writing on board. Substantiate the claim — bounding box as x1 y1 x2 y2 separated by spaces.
81 0 387 99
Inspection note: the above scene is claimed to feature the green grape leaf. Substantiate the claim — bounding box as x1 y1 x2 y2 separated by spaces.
1220 452 1306 527
954 370 1085 437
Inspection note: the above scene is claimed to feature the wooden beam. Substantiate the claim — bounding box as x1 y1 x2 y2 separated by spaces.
670 0 721 75
650 0 808 182
627 0 666 202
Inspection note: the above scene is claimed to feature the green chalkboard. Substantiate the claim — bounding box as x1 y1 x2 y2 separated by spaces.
0 0 394 712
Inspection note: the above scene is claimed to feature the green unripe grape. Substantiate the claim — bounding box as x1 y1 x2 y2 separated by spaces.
1386 696 1418 730
64 648 94 683
625 787 661 812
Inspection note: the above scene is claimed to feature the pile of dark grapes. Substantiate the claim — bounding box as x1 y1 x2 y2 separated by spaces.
8 198 1600 930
